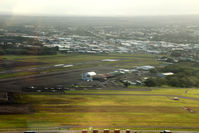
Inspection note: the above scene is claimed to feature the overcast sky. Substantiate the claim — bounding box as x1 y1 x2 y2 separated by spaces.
0 0 199 16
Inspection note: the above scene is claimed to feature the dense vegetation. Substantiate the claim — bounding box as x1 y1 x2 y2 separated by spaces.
145 61 199 87
0 45 57 55
0 36 58 55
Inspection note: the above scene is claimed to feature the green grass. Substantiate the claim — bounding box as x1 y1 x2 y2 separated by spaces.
2 54 115 64
0 71 37 79
66 88 199 98
1 89 199 130
0 53 162 79
2 54 160 67
21 95 199 107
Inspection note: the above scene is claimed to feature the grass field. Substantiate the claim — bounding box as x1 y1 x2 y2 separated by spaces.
0 72 37 79
0 54 162 79
2 53 161 69
1 54 198 131
66 88 199 98
1 89 199 131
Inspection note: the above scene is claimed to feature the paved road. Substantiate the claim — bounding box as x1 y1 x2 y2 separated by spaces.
0 57 122 91
0 59 116 76
0 64 116 91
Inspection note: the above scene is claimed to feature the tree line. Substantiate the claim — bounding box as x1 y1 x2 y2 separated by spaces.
0 45 58 55
144 61 199 88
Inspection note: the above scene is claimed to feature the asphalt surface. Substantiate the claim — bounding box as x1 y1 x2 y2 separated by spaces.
0 59 116 75
0 68 121 93
0 59 119 91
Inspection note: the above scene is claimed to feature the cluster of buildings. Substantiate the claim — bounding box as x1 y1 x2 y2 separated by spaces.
0 23 198 60
38 33 199 55
82 65 174 87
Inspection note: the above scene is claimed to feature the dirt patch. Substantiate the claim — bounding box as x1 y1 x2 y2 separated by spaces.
0 104 34 114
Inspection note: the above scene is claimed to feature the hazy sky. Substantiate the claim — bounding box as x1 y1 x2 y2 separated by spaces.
0 0 199 16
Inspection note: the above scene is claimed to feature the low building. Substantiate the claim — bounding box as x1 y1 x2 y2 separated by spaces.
117 69 130 73
157 72 174 77
137 65 155 71
82 72 97 82
173 97 179 100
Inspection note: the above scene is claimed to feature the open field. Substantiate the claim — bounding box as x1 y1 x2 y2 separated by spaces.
1 89 199 131
1 54 199 131
2 54 160 67
0 54 161 79
0 53 163 91
2 54 158 64
0 72 37 79
66 88 199 98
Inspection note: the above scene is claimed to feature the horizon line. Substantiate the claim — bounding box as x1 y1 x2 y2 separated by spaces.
0 13 199 18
